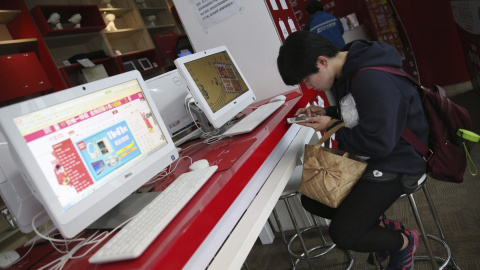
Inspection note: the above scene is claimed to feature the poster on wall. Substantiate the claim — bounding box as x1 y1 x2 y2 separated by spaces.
365 0 403 57
365 0 419 82
265 0 300 42
451 0 480 91
193 0 241 29
287 0 310 30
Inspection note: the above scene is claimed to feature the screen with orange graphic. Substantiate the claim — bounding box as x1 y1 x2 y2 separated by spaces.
184 51 249 113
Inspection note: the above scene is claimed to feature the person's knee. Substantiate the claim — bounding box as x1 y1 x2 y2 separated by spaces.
300 195 335 219
329 220 357 249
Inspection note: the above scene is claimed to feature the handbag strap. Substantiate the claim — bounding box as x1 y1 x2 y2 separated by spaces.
315 119 345 149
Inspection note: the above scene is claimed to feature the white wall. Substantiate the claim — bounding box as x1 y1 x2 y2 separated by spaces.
172 0 297 102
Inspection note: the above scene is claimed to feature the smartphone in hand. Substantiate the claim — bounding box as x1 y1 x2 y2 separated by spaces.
287 115 322 124
287 115 308 124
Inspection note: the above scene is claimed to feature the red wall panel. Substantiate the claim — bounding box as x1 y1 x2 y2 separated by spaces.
390 0 470 87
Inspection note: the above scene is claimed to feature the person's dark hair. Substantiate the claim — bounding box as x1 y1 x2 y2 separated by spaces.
277 31 339 86
306 1 324 15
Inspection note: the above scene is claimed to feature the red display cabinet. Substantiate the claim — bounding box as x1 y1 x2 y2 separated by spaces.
0 52 52 102
30 5 106 37
152 32 178 61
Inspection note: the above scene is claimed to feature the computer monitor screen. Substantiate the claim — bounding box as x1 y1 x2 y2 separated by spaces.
146 70 201 146
0 70 178 239
174 45 256 129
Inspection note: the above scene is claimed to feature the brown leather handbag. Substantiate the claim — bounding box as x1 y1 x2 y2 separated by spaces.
298 120 367 208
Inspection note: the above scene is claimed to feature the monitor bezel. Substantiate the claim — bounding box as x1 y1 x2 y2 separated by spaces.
0 70 179 238
174 45 256 129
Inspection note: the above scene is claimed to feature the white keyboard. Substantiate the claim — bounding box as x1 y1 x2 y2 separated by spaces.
89 165 218 264
222 100 285 137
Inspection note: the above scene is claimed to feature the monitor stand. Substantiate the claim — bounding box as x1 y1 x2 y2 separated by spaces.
189 103 241 135
189 103 223 133
87 191 160 230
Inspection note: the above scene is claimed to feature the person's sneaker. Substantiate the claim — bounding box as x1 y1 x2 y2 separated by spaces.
367 217 405 265
386 228 419 270
383 217 405 231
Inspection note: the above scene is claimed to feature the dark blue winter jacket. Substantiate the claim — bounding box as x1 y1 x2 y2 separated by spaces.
327 40 429 175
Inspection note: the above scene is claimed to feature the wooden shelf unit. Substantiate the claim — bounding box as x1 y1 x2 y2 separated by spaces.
30 5 106 37
21 0 182 87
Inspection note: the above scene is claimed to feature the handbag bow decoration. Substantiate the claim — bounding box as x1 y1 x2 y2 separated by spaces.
303 154 343 192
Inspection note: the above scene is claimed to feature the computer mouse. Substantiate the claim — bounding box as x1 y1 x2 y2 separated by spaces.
0 250 19 269
269 95 286 103
189 159 210 171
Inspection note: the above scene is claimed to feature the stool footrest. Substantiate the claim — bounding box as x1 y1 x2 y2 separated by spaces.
287 224 354 269
415 234 452 269
375 234 452 270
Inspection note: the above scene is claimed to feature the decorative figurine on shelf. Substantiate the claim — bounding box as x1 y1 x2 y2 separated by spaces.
101 0 113 8
105 13 118 31
136 0 147 8
147 15 156 27
68 14 82 28
47 13 63 30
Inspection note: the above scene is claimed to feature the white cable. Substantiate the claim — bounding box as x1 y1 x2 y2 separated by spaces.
184 97 225 139
5 225 38 267
143 155 193 186
177 141 203 152
203 135 225 144
34 211 136 270
32 213 87 244
186 101 210 137
37 231 100 270
6 211 80 269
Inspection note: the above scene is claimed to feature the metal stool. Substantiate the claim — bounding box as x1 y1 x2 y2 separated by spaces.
271 166 354 269
372 175 461 270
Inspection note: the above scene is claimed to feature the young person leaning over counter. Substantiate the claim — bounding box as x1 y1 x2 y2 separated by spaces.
277 30 429 269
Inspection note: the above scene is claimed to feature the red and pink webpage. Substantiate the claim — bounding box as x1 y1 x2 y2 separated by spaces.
14 80 167 210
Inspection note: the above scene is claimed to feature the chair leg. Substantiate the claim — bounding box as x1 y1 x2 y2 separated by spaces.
272 207 296 268
284 198 315 269
421 184 445 239
310 213 328 245
274 193 354 269
422 184 461 270
407 193 439 269
370 252 382 270
345 250 355 270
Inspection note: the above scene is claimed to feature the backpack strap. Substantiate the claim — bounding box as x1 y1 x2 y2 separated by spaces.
353 66 431 160
401 127 431 161
355 66 421 88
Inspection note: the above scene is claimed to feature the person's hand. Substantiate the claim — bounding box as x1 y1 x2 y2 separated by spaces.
297 115 332 132
294 105 326 117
